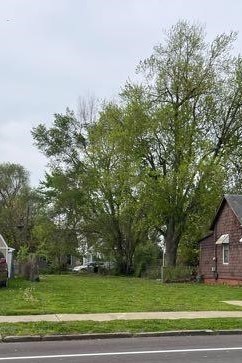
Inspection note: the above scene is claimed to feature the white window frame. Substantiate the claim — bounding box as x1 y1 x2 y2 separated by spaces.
223 244 229 265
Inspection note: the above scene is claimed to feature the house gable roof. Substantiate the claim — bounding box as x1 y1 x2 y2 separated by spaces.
210 194 242 230
197 232 213 243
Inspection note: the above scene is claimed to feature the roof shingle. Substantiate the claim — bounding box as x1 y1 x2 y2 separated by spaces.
224 194 242 225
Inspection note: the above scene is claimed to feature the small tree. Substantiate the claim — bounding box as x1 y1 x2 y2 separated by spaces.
17 245 39 281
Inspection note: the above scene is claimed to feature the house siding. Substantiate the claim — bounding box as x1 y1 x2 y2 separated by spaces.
200 200 242 284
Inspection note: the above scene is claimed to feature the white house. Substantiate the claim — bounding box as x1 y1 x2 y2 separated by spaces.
0 234 14 277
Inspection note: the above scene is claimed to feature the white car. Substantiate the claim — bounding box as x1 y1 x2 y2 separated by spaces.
72 265 88 272
72 262 99 273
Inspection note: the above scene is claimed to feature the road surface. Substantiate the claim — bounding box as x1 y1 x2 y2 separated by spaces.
0 335 242 362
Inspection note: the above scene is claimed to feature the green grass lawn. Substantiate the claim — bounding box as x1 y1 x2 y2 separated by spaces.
1 274 242 316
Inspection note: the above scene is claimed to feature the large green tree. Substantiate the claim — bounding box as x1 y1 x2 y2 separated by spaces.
120 21 242 266
32 105 150 274
82 104 150 274
0 163 36 250
33 22 242 270
32 108 87 267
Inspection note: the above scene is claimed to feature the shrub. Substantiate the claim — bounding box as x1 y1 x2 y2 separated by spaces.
17 247 40 282
163 265 196 283
133 242 161 278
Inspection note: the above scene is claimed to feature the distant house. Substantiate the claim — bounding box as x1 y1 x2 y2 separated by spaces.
0 234 14 278
199 195 242 285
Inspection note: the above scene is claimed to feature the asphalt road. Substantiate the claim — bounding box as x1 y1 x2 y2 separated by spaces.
0 335 242 362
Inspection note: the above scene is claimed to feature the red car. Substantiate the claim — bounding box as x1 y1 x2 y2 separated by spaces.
0 252 8 287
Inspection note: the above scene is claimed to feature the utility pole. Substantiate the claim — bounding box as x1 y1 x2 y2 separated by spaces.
161 244 166 283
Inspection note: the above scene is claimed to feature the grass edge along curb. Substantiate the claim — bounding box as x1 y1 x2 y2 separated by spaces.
1 318 242 338
2 329 242 343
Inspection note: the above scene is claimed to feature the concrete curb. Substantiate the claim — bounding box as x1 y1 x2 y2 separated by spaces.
1 330 242 343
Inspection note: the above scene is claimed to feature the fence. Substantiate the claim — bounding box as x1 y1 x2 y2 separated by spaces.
138 259 197 282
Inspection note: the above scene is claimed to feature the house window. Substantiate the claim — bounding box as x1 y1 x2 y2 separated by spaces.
223 244 229 264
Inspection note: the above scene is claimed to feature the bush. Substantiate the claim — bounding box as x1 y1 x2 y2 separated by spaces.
133 242 161 278
140 263 162 279
163 265 196 283
17 246 40 282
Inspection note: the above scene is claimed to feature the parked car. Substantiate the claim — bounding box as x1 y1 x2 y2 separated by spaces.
72 262 100 273
0 252 8 287
72 264 87 273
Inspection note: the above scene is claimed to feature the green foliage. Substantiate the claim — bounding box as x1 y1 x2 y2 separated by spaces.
163 266 195 283
32 109 89 270
0 163 39 251
32 214 78 272
133 242 161 277
120 21 242 266
32 104 152 274
32 108 86 167
16 245 30 263
82 103 151 274
31 22 242 271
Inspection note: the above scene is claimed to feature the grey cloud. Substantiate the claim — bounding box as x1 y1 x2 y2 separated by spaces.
0 0 242 185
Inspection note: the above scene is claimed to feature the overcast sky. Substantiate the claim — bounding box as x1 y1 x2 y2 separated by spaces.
1 0 242 186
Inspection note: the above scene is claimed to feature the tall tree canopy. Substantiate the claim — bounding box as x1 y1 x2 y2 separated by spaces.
32 104 151 274
0 163 36 250
82 104 150 274
32 108 88 268
33 21 242 270
121 21 242 265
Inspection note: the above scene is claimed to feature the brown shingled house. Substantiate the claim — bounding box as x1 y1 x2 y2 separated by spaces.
199 195 242 285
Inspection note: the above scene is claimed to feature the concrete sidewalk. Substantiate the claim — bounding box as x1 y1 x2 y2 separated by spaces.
1 311 242 323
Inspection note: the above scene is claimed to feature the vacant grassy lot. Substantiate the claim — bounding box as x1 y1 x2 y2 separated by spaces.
1 274 242 315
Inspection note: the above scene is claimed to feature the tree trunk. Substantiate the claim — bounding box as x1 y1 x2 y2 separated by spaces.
114 226 134 275
116 253 133 275
164 218 180 267
165 237 179 266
